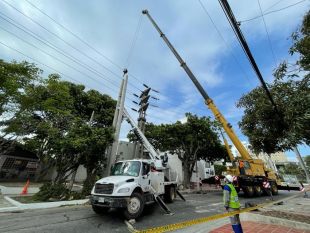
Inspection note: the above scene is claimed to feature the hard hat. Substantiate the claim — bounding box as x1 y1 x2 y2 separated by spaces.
225 174 233 183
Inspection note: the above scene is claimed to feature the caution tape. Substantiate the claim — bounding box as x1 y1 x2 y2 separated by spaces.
134 191 307 233
135 205 263 233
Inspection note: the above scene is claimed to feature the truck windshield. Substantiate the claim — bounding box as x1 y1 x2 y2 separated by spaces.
111 161 141 177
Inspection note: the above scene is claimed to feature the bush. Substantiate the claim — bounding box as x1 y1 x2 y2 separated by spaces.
33 182 87 202
33 182 70 201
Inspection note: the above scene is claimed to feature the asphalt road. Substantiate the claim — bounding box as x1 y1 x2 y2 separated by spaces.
0 190 297 233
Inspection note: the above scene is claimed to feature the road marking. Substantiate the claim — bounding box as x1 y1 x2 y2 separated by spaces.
125 220 137 233
209 202 222 206
195 208 217 213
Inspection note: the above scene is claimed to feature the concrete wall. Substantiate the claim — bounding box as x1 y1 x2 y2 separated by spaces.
117 141 136 161
45 165 87 183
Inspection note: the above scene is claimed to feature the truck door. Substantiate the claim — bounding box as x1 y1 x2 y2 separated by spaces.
140 162 151 192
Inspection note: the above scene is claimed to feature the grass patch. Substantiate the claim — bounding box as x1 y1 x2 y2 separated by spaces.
11 195 42 204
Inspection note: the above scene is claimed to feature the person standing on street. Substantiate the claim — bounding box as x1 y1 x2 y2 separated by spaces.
223 174 243 233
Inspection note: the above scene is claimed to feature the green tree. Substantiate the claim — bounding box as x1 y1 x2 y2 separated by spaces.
1 62 116 197
237 11 310 154
0 60 41 154
129 113 227 188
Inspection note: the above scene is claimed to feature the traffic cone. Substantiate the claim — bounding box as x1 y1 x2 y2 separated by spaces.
20 179 30 195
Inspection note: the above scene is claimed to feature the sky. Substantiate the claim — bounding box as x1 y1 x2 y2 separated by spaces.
0 0 309 161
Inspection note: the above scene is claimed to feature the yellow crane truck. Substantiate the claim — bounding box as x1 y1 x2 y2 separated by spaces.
142 9 297 197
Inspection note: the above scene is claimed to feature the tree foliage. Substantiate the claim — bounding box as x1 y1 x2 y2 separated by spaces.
1 60 116 196
128 113 227 188
237 11 310 154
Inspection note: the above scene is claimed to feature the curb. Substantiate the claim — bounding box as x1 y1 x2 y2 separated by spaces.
2 196 89 212
0 206 20 213
242 212 310 231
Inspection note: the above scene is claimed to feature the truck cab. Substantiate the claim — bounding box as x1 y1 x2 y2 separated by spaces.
90 159 177 219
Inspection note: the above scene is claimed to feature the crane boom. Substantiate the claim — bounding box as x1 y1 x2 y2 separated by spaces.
142 9 252 161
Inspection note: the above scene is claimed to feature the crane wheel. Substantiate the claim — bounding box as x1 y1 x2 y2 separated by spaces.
271 183 278 195
243 186 254 197
253 185 263 196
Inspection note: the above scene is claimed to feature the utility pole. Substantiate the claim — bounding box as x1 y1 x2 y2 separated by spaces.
132 86 151 158
294 147 310 183
105 69 128 176
132 84 159 159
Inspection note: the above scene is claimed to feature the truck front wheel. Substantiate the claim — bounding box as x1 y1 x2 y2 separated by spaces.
123 192 145 220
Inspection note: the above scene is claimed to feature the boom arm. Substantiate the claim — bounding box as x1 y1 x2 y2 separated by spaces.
122 108 160 161
142 9 252 161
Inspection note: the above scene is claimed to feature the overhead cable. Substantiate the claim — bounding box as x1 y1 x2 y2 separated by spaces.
18 0 190 114
218 0 280 115
0 12 139 96
1 0 142 92
240 0 307 23
198 0 255 87
257 0 278 67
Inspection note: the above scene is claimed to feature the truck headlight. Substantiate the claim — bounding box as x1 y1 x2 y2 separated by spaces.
118 187 130 193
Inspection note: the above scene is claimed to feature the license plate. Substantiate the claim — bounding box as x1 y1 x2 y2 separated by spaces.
98 197 105 203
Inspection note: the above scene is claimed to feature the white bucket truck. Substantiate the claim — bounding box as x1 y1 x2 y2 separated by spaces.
90 109 180 219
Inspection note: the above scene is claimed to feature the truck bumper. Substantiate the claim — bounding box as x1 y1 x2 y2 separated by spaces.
90 195 129 208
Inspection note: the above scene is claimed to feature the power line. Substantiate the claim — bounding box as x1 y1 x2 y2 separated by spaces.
257 0 278 67
2 0 212 119
126 14 143 69
0 11 140 96
0 26 122 92
0 40 139 106
23 0 149 90
1 0 142 92
240 0 307 23
218 0 280 115
8 0 190 116
198 0 256 87
267 0 285 11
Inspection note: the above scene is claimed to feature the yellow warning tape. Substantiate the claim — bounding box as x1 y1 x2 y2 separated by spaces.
135 191 307 233
136 205 263 233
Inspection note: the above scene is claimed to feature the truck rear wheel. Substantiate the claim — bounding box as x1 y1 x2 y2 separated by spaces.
123 192 145 220
164 185 176 203
243 186 254 197
92 205 109 215
271 183 278 195
254 186 263 196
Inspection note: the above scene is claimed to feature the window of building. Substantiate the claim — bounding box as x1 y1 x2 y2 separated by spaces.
2 158 15 169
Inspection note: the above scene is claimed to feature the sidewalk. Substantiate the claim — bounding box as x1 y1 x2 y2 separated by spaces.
0 182 88 213
209 221 310 233
173 193 310 233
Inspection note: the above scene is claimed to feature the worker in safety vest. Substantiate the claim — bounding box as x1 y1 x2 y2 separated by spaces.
223 174 243 233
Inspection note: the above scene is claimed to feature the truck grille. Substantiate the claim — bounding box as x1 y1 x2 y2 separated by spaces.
95 183 114 194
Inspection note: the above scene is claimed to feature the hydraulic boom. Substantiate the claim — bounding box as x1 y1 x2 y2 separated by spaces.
142 9 251 161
